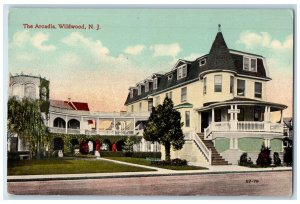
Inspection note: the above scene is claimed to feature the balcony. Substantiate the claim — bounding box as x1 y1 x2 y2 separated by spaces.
204 121 284 139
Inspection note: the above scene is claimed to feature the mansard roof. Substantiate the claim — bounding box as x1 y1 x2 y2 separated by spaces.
124 30 271 106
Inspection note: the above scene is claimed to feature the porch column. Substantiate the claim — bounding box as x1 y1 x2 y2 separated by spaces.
280 110 283 123
113 118 116 135
96 118 100 134
230 138 234 149
234 138 238 149
150 144 154 152
234 105 238 121
65 115 68 134
230 105 234 121
133 118 136 135
264 138 270 148
212 108 215 123
80 117 84 134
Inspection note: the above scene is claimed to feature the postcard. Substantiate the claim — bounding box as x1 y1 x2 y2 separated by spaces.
5 6 294 197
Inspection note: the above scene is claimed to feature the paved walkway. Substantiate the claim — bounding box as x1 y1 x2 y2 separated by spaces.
7 157 292 182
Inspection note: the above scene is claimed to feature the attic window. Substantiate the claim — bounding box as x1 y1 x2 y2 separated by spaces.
243 56 257 72
130 89 133 98
145 82 149 92
168 74 173 80
153 78 158 90
138 85 141 95
177 64 187 80
199 58 206 67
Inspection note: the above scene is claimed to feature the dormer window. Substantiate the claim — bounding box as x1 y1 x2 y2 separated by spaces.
177 64 187 80
199 58 206 67
138 85 141 95
145 82 149 92
130 89 133 98
168 74 173 80
243 56 257 72
153 78 158 90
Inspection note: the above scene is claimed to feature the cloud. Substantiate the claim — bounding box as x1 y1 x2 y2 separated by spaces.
31 32 56 51
10 30 56 51
237 31 293 51
124 44 145 55
183 53 204 61
149 43 181 57
9 30 31 47
62 32 109 56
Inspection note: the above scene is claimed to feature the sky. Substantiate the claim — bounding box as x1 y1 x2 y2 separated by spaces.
8 8 294 117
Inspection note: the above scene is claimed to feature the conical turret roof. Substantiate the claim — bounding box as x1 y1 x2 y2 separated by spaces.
205 31 236 72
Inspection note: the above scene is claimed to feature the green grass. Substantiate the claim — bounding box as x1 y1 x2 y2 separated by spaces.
106 157 208 171
7 158 155 175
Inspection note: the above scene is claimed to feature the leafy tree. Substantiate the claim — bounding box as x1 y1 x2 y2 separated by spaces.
143 97 185 161
7 96 49 159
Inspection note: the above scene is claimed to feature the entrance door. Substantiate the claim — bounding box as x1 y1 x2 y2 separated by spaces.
201 112 209 133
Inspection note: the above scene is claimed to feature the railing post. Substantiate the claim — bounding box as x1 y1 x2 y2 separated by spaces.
208 149 212 165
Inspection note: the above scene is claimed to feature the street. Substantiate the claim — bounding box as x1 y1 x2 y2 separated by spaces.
7 171 292 196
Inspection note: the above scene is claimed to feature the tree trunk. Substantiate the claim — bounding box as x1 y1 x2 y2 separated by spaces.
165 142 171 162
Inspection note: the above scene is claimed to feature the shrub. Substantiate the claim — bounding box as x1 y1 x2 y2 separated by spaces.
80 141 89 155
239 153 253 166
273 152 281 166
283 146 293 166
256 145 272 167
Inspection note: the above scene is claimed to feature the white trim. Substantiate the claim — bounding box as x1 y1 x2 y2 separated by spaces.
229 50 264 59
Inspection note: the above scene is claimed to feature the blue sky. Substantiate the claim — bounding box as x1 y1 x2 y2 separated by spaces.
8 8 293 116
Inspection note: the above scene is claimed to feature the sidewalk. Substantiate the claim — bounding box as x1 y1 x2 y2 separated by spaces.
7 158 292 182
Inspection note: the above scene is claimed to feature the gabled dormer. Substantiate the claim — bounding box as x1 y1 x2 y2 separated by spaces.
172 59 191 80
129 87 138 98
151 72 164 90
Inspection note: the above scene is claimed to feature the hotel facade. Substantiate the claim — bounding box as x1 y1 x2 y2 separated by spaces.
8 28 288 165
124 29 287 165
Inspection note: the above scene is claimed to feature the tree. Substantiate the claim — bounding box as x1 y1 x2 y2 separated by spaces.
123 136 135 156
7 96 49 159
143 97 185 161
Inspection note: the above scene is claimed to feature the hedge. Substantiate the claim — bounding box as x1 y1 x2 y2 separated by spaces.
100 151 161 158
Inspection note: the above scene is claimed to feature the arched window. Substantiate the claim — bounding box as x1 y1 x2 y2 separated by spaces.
53 117 66 128
68 119 80 129
24 83 36 99
12 84 22 97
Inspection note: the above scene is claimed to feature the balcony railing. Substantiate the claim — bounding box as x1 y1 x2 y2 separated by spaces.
204 121 284 139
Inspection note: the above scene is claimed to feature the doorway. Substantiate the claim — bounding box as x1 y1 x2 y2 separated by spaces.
201 112 209 133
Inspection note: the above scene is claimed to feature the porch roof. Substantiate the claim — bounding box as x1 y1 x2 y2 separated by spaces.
195 97 287 112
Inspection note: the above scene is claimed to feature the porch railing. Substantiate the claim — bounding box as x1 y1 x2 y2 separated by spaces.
204 121 284 138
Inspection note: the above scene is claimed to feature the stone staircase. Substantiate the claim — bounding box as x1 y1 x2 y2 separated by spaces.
197 133 231 165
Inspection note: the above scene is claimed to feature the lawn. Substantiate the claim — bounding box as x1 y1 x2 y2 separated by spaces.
105 157 208 170
7 158 155 175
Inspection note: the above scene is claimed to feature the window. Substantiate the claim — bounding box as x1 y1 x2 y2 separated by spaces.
177 64 187 80
181 87 187 102
131 105 134 112
145 82 149 92
214 75 222 92
243 56 257 72
153 78 158 90
255 82 262 98
203 77 207 94
155 96 160 106
148 100 153 112
168 74 173 80
237 79 245 96
24 83 36 99
185 111 190 127
230 76 234 94
166 91 172 100
139 102 142 111
138 85 141 95
199 58 206 67
130 89 133 98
